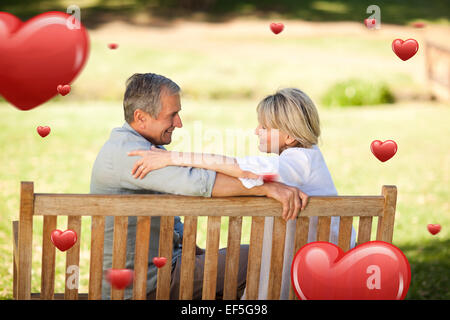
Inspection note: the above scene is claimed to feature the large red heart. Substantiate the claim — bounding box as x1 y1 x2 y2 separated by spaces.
370 139 397 162
0 12 89 110
392 39 419 61
50 229 77 251
105 269 134 290
291 241 411 300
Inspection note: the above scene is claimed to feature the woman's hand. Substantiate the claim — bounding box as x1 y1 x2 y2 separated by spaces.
127 146 171 179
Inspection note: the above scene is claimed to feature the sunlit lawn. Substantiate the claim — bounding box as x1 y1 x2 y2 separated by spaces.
0 99 448 299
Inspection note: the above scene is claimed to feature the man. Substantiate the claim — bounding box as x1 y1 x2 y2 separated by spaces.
90 73 308 300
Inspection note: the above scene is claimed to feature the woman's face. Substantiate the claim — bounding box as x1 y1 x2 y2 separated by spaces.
254 123 288 154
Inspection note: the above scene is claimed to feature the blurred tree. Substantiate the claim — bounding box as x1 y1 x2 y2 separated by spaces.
0 0 448 26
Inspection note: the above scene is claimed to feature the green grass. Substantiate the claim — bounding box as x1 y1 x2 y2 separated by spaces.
0 100 449 299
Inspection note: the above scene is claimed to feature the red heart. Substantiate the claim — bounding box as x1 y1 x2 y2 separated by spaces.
108 43 119 49
153 257 168 268
0 12 89 111
370 140 397 162
427 224 441 235
392 39 419 61
37 126 51 138
261 173 279 183
291 241 411 300
57 84 71 96
270 23 284 35
105 269 134 290
364 18 377 28
412 22 426 28
50 229 77 251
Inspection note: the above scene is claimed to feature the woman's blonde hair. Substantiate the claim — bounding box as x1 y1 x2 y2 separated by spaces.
256 88 321 148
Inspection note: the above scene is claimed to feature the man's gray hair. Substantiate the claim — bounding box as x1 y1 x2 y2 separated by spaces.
123 73 181 123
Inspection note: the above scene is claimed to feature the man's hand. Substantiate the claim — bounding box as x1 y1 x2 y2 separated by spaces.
263 181 309 221
211 173 308 221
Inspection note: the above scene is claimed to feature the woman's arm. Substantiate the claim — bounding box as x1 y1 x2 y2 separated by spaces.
128 146 259 180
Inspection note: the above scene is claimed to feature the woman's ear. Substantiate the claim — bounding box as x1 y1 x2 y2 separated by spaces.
285 135 298 147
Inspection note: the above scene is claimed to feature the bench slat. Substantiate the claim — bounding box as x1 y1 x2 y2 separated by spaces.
133 216 151 300
18 182 34 300
202 216 221 300
88 216 105 300
337 216 353 251
289 216 310 300
267 217 287 300
64 216 82 300
41 216 57 299
223 216 243 300
317 216 331 241
156 216 174 300
376 186 397 242
245 216 265 299
111 216 128 300
358 216 373 245
179 216 198 300
34 194 385 217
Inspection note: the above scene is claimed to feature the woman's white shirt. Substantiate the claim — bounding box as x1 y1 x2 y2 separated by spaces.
236 145 356 299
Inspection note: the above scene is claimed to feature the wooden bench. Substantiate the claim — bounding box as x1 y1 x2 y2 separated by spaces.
12 181 397 300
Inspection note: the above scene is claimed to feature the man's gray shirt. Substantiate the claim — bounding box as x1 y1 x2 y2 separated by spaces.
90 122 217 299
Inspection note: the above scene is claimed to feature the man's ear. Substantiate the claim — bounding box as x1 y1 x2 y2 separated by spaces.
134 109 148 129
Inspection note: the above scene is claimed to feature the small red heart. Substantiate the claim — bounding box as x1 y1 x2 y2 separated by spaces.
108 43 118 49
392 39 419 61
50 229 77 251
370 140 397 162
427 224 441 235
57 84 71 96
364 18 377 28
270 23 284 35
291 241 411 300
37 126 51 138
153 257 168 268
105 269 134 290
412 22 426 28
261 173 279 183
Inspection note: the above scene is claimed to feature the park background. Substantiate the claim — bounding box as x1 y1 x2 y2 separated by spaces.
0 0 449 299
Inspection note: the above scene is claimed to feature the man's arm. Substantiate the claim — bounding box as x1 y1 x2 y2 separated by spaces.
211 172 308 221
122 145 307 220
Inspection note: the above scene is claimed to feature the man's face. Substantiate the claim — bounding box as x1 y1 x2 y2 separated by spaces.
136 92 183 145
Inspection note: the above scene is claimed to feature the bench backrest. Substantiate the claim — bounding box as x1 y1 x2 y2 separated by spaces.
13 181 397 300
